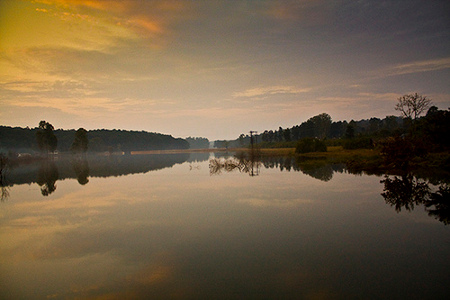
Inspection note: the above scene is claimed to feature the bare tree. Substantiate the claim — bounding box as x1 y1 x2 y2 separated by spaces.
395 93 432 120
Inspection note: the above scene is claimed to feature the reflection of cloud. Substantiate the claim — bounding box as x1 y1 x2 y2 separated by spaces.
238 197 312 208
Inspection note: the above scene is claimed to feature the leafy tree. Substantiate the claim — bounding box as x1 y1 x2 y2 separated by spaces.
261 130 270 142
238 134 246 147
71 128 88 153
395 93 432 121
36 121 57 154
283 128 291 142
278 127 283 142
345 120 355 139
309 113 332 139
384 116 399 132
329 121 346 138
421 107 450 149
368 118 381 133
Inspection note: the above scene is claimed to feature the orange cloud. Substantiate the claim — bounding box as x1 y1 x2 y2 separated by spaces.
127 16 164 36
33 0 190 38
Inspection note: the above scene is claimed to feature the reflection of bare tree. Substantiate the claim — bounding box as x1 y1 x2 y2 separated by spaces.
209 151 261 176
72 156 90 185
37 161 59 196
381 174 450 225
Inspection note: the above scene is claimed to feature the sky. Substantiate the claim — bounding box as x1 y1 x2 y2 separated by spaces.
0 0 449 140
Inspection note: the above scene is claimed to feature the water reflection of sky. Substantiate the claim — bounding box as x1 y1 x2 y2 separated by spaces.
1 158 449 299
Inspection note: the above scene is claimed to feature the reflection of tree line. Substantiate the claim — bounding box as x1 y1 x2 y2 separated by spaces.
3 152 448 224
1 153 190 198
211 152 449 225
210 153 345 181
5 157 89 197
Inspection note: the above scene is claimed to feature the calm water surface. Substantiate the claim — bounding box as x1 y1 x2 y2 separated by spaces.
0 153 449 299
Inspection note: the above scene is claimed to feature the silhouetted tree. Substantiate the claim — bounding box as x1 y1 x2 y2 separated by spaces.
278 127 283 142
71 128 88 153
421 107 450 149
345 120 355 139
238 134 245 147
283 128 291 142
36 121 57 154
310 113 332 139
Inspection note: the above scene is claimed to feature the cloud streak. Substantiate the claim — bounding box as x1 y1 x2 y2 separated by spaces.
383 57 450 76
233 86 311 100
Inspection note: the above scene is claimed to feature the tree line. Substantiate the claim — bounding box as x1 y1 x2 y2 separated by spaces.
0 122 190 155
216 113 404 149
217 93 449 154
186 137 210 149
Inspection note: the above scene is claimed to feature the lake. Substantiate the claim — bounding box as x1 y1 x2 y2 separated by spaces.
0 152 449 299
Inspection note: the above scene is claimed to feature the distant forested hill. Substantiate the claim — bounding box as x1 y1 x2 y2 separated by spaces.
0 126 189 153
